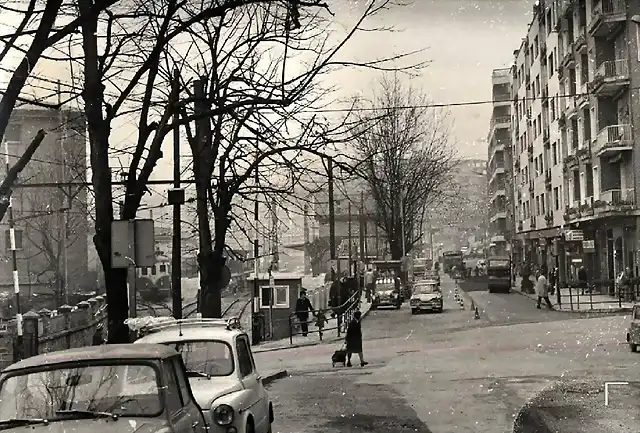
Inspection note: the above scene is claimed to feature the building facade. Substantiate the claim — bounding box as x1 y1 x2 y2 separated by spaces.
509 0 640 283
487 69 514 256
0 108 89 301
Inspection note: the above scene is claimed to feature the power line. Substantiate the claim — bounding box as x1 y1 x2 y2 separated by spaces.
298 87 638 113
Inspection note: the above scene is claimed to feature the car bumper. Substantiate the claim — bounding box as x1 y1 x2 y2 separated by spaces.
411 302 442 311
374 298 399 306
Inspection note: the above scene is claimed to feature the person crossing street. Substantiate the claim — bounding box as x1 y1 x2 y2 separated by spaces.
295 290 314 337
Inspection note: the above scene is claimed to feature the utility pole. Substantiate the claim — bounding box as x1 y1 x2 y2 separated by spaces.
303 203 310 274
169 69 183 319
4 141 22 359
271 198 279 271
57 81 69 305
327 157 336 281
251 138 259 343
359 191 366 265
401 194 406 257
347 201 352 276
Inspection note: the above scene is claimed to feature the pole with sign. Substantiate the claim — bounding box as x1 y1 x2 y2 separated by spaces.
269 272 275 339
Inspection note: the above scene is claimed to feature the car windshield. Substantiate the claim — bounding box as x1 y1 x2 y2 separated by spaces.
171 340 234 376
0 363 161 421
418 285 439 294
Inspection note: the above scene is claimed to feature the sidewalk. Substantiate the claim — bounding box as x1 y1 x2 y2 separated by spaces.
253 293 372 353
511 276 633 313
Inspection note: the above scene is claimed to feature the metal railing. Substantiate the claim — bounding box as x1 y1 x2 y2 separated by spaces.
287 289 361 344
599 188 635 206
550 279 637 311
592 0 626 16
595 59 628 80
594 124 632 154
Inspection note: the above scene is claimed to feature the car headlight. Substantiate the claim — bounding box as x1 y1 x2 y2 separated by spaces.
212 404 234 426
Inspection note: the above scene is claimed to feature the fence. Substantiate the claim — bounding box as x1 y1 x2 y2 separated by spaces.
0 296 107 369
550 279 633 311
287 289 361 344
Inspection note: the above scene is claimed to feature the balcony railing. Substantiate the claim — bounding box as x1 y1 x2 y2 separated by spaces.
593 124 633 157
596 188 635 209
589 0 627 37
595 59 628 80
491 116 511 130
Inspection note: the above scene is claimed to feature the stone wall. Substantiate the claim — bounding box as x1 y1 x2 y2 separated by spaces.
0 296 107 369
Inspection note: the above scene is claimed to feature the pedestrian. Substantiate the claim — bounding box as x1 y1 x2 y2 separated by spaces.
345 310 368 367
315 309 327 339
295 289 314 337
364 268 374 303
577 265 588 295
535 269 553 309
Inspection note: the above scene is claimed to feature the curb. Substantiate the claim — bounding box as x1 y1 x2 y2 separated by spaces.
253 301 373 354
511 288 632 314
262 369 288 385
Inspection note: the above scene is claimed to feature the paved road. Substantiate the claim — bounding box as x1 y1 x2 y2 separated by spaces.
258 277 638 433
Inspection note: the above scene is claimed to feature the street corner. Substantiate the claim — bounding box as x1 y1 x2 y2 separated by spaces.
262 369 289 385
512 379 640 433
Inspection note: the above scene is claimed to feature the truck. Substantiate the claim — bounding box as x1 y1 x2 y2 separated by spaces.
442 251 464 274
487 256 512 293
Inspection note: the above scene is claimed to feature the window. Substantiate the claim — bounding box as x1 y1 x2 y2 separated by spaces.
552 143 558 165
586 164 594 197
141 267 148 276
173 340 234 376
172 358 191 405
3 124 21 144
541 193 546 214
236 337 254 378
151 265 156 275
5 229 23 250
553 187 560 210
550 98 556 120
260 285 289 308
159 264 166 273
549 53 554 76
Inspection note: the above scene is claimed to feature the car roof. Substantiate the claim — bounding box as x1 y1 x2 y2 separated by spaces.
135 324 244 344
4 343 177 372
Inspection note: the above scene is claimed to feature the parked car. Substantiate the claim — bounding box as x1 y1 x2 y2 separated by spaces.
128 317 274 433
372 279 402 310
627 304 640 352
0 344 207 433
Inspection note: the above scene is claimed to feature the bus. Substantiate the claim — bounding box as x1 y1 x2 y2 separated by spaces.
442 251 463 274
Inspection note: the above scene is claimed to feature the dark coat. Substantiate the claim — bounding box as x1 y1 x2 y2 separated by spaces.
345 318 362 353
295 297 313 318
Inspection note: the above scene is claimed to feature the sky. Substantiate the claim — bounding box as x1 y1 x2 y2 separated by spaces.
0 0 536 235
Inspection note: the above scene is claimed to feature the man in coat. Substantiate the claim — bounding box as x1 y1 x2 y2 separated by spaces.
535 269 553 309
295 290 314 336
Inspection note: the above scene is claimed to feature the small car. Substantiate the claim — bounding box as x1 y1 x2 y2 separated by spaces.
0 343 207 433
128 317 274 433
627 304 640 352
410 281 443 314
372 279 402 310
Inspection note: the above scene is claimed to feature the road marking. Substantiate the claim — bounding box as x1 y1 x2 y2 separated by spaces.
405 330 413 340
604 381 629 406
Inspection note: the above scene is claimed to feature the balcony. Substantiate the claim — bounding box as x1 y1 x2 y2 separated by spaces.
527 144 533 155
544 170 552 188
576 83 589 108
576 146 590 162
561 45 575 68
491 116 511 130
558 112 566 127
493 93 511 106
592 124 633 158
491 189 506 202
545 213 554 226
575 30 587 53
490 212 507 223
563 153 579 169
588 59 629 96
593 188 635 214
588 0 627 39
543 128 550 144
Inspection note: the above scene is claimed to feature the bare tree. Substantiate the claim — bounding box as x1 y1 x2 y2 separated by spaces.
17 138 88 306
170 1 422 317
349 74 457 260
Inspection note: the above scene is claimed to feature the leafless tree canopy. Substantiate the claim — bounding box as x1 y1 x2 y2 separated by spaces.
349 74 457 259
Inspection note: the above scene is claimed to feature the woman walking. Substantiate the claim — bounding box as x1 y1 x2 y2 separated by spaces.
345 311 368 367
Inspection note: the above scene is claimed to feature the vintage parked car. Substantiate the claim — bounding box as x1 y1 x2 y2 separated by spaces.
372 279 402 310
626 304 640 352
0 343 207 433
410 280 443 314
128 316 274 433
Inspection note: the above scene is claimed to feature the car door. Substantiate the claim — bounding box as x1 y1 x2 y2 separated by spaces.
236 335 269 432
163 358 198 433
172 357 207 433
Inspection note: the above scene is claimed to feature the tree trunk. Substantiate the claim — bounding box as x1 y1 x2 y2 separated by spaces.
199 208 230 318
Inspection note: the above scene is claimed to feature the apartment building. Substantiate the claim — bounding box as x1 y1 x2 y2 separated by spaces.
510 0 640 282
0 107 89 299
487 69 514 256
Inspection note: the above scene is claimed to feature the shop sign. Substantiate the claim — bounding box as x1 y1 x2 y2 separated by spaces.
582 240 595 253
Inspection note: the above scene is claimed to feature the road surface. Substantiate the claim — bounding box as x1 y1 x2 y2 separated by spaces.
257 276 637 433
